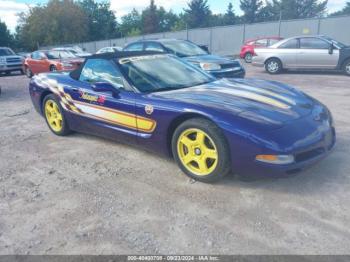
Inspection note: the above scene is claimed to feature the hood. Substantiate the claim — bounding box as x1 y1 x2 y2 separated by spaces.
2 55 23 60
183 54 239 65
150 78 314 129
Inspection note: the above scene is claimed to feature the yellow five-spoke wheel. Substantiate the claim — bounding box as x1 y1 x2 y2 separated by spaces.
43 94 71 136
172 118 231 183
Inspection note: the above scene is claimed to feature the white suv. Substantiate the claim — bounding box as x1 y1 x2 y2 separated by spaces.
0 47 24 75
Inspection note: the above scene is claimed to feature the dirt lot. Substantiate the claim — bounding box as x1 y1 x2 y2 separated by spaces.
0 65 350 255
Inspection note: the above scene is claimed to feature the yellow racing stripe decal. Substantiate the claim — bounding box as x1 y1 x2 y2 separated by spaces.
214 88 290 109
74 101 156 133
34 75 156 133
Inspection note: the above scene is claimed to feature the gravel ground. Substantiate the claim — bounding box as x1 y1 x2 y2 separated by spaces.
0 65 350 255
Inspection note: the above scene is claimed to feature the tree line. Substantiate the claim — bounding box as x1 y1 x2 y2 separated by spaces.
0 0 350 51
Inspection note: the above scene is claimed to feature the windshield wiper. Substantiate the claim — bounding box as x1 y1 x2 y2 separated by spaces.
152 80 213 93
152 85 189 93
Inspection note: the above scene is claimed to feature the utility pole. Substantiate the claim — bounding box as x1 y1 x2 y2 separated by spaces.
186 23 189 40
278 10 282 37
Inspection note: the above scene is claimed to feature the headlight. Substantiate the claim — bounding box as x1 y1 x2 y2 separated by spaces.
61 62 73 67
256 154 294 164
200 63 221 71
0 57 6 64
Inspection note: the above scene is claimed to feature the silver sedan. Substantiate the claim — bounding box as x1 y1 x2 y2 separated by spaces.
252 35 350 76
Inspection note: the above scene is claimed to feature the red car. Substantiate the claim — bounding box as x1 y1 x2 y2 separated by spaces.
239 36 283 63
24 50 84 78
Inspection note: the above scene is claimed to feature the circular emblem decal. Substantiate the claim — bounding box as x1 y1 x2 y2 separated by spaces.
145 104 154 115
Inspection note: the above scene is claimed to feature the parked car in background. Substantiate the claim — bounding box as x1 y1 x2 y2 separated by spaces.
52 46 91 58
123 39 245 78
96 46 123 54
0 47 24 75
252 35 350 76
24 50 84 78
240 36 283 63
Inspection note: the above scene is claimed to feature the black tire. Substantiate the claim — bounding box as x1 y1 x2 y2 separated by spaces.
25 67 33 78
171 118 231 183
265 58 282 74
42 94 71 136
50 65 57 72
244 52 253 63
343 59 350 76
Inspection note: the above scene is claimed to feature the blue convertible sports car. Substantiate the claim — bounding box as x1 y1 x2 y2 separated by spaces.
29 51 335 182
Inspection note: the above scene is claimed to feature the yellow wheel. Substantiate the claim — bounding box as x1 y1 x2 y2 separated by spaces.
177 128 218 176
45 99 63 132
43 94 71 136
172 118 230 182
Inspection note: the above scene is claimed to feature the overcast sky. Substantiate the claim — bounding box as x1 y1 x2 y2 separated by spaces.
0 0 347 32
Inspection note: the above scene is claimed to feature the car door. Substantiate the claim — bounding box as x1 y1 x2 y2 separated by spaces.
275 38 299 68
66 58 138 143
297 37 339 69
28 52 44 74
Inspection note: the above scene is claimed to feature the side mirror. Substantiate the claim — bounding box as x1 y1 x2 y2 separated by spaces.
91 82 117 93
328 43 334 55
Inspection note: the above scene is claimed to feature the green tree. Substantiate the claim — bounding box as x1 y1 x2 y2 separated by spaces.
210 14 225 27
255 2 278 22
16 0 88 50
78 0 118 41
142 0 159 34
171 15 187 31
330 1 350 16
240 0 263 23
120 9 142 37
184 0 212 28
0 20 13 47
158 8 180 32
264 0 328 20
127 28 142 37
224 2 237 25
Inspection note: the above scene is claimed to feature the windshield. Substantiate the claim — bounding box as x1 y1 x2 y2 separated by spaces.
119 55 215 93
323 36 347 48
71 46 84 53
162 41 208 57
46 51 76 59
0 48 15 56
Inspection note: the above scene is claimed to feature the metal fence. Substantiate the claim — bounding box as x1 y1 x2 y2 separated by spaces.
47 15 350 56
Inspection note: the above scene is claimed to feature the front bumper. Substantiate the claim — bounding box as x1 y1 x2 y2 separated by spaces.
228 104 336 178
0 63 23 72
232 127 336 178
251 127 335 177
209 67 246 78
